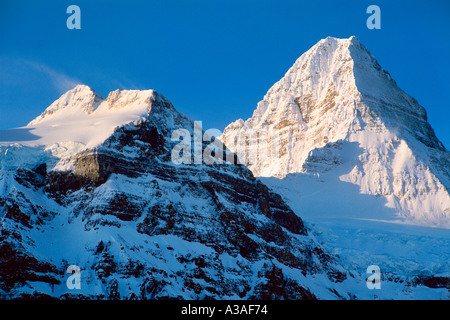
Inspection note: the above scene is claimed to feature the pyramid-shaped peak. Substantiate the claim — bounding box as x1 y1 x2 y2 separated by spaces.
262 36 364 106
221 36 449 228
260 35 403 110
291 36 377 72
223 35 446 174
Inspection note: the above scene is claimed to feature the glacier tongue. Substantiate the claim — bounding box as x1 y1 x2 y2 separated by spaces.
221 36 450 229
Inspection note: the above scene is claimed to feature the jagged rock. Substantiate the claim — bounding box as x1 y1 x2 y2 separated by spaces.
0 241 60 292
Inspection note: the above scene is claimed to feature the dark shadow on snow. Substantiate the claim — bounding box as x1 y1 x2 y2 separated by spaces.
0 128 41 142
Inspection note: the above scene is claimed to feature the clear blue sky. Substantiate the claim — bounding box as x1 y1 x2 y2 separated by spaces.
1 0 449 148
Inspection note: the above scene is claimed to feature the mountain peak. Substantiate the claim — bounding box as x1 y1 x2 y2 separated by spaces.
234 36 436 150
221 36 450 228
27 86 175 129
72 83 94 92
315 36 364 53
0 86 187 159
319 35 357 44
105 88 160 110
28 84 104 126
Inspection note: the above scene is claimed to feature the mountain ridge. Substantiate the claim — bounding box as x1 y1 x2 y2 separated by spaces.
0 36 448 299
0 83 353 299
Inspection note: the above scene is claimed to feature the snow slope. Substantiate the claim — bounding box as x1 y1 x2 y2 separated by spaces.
0 85 162 163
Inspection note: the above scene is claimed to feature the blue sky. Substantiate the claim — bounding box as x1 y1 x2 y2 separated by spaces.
1 0 449 148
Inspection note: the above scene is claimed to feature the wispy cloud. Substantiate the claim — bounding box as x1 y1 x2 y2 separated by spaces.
0 57 81 93
22 60 81 93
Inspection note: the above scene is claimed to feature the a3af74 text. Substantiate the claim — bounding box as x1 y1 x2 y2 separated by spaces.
181 304 268 317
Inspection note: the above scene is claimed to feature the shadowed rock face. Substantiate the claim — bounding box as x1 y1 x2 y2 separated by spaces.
0 241 61 295
0 89 347 300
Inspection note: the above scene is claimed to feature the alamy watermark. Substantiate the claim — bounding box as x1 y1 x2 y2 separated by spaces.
366 265 381 289
67 5 81 30
66 5 381 31
366 5 381 30
66 265 81 290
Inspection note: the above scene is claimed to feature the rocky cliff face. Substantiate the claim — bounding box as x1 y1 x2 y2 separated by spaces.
221 36 450 228
0 87 348 299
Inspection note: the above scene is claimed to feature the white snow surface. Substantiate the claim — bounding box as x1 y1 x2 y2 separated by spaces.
0 85 159 161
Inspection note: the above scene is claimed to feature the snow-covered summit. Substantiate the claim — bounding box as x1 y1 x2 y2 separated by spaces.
28 84 104 125
221 36 450 228
1 86 185 161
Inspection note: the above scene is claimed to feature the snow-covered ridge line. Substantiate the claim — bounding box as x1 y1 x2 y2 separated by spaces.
1 86 181 162
28 84 104 126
